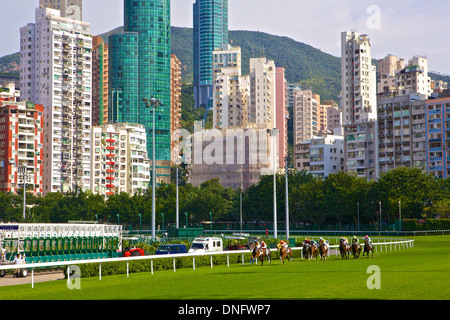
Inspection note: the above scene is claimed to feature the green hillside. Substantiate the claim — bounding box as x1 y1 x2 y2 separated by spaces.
85 26 343 101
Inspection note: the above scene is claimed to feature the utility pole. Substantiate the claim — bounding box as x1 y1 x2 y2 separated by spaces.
176 166 179 229
285 156 289 241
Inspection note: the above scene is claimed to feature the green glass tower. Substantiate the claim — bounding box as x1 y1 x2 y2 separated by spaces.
109 0 171 183
193 0 228 109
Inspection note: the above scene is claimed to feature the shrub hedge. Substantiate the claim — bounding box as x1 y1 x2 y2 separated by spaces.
403 219 450 231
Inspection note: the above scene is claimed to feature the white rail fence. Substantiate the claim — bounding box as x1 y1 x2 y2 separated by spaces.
0 239 415 289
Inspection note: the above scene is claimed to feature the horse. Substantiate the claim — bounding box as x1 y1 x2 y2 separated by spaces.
250 244 271 266
319 242 329 261
302 242 312 260
277 243 293 264
363 239 374 258
339 239 351 260
351 239 361 259
309 242 319 261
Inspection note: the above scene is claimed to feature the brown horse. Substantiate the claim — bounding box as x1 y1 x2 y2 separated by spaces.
277 243 293 264
250 244 271 265
339 239 351 260
303 242 312 260
363 239 374 258
319 242 328 261
311 242 319 260
351 239 361 259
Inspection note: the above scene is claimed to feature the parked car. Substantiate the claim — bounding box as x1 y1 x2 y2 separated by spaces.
123 247 145 257
155 244 188 255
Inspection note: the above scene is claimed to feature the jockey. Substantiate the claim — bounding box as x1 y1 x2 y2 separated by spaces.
260 240 268 254
319 237 329 249
364 235 373 248
352 235 359 243
343 237 349 246
280 240 289 250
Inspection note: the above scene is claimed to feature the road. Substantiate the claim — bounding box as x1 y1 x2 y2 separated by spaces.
0 270 65 287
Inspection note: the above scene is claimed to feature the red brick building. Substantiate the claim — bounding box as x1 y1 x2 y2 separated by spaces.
0 99 44 195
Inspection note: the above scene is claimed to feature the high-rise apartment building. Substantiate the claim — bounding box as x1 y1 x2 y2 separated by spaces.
91 123 150 197
39 0 82 20
171 54 182 163
341 31 378 180
325 101 342 135
341 31 377 125
92 36 109 126
193 0 228 109
378 54 432 98
425 97 450 179
377 94 427 175
0 100 44 196
249 58 276 130
109 0 171 184
213 73 250 129
212 45 250 129
294 135 345 178
20 8 92 194
293 89 319 145
275 67 288 168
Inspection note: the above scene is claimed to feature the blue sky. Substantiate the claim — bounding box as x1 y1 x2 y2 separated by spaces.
1 0 449 74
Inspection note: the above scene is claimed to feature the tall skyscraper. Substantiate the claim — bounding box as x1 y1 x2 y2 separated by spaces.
193 0 228 109
39 0 83 20
341 31 378 180
92 36 109 126
109 0 172 184
20 7 92 194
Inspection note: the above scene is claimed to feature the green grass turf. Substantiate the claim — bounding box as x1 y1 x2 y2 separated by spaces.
0 236 449 300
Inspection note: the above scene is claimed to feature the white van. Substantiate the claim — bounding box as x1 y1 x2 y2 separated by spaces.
188 237 223 253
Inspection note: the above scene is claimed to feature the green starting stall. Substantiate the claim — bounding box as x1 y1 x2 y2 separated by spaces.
0 223 123 264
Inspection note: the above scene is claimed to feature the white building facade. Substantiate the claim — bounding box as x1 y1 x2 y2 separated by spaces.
249 58 276 129
341 31 378 180
91 123 150 198
295 135 345 179
20 8 93 194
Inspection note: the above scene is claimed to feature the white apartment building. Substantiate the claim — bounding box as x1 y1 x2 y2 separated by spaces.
249 58 276 129
293 89 318 145
213 73 250 129
91 123 150 198
212 45 251 129
341 31 378 180
213 44 241 79
0 83 20 101
378 54 432 98
20 8 92 194
341 31 377 125
295 135 345 179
